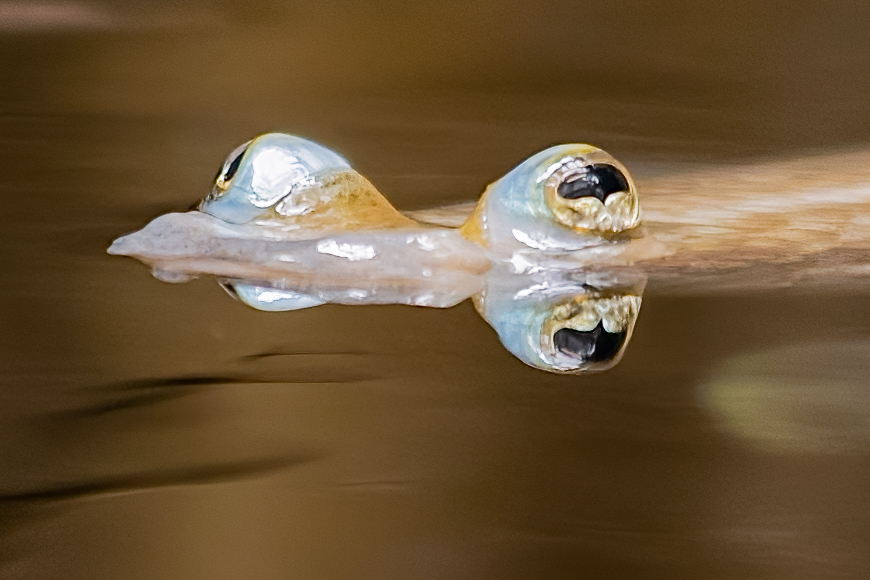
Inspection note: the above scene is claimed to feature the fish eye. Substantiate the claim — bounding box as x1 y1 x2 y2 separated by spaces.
541 153 639 235
214 141 251 189
553 322 627 363
203 141 251 207
556 164 629 202
222 147 245 182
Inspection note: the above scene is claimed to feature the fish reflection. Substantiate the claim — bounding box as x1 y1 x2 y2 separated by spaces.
474 267 644 373
219 266 645 374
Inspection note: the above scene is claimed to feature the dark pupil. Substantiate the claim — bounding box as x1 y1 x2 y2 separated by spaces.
553 321 627 363
557 164 628 202
217 147 246 184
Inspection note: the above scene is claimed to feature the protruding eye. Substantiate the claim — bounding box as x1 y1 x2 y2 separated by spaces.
542 154 639 235
556 164 629 202
553 322 627 363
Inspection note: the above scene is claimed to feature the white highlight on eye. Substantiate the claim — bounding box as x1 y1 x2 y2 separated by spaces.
249 147 316 208
537 155 586 184
221 141 249 174
316 239 377 261
231 285 323 311
257 290 298 303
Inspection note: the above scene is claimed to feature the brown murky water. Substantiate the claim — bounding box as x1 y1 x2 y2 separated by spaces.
2 1 870 578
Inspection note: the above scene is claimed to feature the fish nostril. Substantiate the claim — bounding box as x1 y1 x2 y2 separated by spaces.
557 164 629 202
553 322 627 362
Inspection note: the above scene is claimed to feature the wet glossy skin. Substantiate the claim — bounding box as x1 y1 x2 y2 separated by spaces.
110 134 645 373
459 143 640 251
109 134 870 372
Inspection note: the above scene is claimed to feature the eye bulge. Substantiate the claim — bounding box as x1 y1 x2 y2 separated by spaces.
197 135 641 251
198 133 352 224
457 143 641 252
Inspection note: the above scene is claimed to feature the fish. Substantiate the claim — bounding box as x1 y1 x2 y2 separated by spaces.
108 132 643 309
108 133 870 372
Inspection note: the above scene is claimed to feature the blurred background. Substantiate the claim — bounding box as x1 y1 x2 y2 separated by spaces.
2 1 870 578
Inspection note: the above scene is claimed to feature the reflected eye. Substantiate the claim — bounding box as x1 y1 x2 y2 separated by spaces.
553 322 627 363
541 293 641 370
556 164 629 202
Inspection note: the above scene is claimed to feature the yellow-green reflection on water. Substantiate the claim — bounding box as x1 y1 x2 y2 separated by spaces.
702 341 870 453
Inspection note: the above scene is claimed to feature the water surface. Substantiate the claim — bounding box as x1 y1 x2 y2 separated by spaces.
2 1 870 578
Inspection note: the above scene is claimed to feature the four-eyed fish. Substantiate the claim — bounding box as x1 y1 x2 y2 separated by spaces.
109 133 870 372
109 133 645 373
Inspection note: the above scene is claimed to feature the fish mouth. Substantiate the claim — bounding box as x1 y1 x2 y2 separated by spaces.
544 158 640 234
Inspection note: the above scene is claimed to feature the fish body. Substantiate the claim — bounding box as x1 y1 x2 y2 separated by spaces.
108 134 870 373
